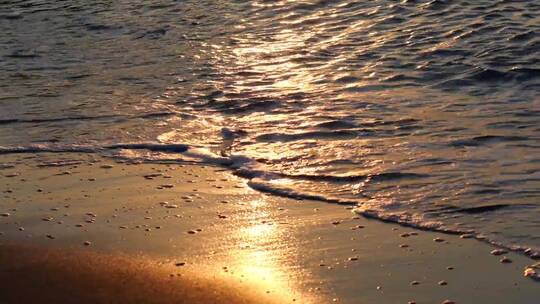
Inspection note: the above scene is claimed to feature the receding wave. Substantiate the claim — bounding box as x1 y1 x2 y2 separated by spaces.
0 140 538 261
354 204 540 260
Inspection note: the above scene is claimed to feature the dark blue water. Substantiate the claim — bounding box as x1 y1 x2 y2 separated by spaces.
0 0 539 257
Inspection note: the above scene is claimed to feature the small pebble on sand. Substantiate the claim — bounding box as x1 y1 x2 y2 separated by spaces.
410 281 420 285
175 262 186 266
500 256 512 263
441 300 455 304
83 241 91 246
438 280 448 286
490 249 508 256
433 237 445 242
0 213 10 217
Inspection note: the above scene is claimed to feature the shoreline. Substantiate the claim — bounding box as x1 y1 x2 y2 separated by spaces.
0 152 538 303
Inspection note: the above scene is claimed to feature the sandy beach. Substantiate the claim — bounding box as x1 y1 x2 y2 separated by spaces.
0 153 538 304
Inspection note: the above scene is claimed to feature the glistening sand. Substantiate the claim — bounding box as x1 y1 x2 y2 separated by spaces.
0 153 538 304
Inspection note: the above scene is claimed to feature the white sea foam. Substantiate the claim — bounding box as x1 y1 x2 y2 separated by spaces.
0 141 539 261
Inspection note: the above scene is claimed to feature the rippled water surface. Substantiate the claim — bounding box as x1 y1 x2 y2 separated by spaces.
1 0 539 256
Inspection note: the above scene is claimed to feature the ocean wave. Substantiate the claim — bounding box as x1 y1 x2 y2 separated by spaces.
0 140 539 261
354 204 540 260
0 112 176 126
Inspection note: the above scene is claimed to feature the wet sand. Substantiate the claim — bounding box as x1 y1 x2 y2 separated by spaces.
0 244 280 304
0 153 538 303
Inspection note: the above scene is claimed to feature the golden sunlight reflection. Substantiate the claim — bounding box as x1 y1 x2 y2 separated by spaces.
217 197 319 303
214 0 428 103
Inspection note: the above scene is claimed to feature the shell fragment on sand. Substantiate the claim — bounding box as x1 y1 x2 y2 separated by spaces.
524 263 540 281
